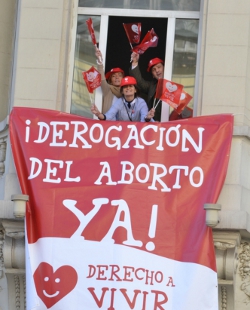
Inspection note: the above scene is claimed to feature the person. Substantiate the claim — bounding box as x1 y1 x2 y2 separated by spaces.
129 52 164 121
129 52 193 122
91 76 155 122
95 48 124 114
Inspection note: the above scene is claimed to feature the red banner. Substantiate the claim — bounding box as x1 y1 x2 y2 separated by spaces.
132 28 158 54
82 66 101 93
86 17 97 46
10 108 233 309
123 22 141 44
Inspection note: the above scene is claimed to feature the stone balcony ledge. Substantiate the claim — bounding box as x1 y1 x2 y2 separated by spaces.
233 126 250 139
216 210 250 236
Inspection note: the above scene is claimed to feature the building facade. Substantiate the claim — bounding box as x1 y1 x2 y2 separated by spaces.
0 0 250 309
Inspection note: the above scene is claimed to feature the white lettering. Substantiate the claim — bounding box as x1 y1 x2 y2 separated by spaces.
95 162 117 185
189 167 204 187
43 159 63 183
50 121 69 146
69 121 92 148
182 127 204 153
122 125 144 149
105 125 122 150
156 127 166 151
89 123 104 143
102 199 143 247
169 166 189 189
34 122 50 143
140 125 157 146
63 198 109 238
135 164 150 183
117 161 134 184
165 125 181 147
64 161 81 182
149 163 171 192
28 157 42 179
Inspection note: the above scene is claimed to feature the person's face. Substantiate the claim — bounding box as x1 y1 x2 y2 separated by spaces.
151 63 164 80
122 84 136 98
110 72 123 86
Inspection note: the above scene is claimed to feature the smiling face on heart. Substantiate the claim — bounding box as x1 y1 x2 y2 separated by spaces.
166 81 177 92
131 24 139 34
180 92 186 100
33 262 78 308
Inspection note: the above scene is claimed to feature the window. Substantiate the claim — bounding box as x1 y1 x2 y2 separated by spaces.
71 15 101 118
172 19 199 111
78 0 200 11
69 2 201 121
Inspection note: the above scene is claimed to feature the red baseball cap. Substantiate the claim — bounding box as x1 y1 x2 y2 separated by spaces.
147 57 164 72
105 67 124 80
120 76 137 87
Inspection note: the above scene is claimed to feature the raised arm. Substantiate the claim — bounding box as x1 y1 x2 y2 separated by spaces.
129 52 150 93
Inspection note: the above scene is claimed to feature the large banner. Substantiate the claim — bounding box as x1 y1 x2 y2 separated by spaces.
9 107 233 309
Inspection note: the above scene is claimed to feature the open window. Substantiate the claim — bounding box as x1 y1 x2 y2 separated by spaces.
105 16 167 83
69 4 200 121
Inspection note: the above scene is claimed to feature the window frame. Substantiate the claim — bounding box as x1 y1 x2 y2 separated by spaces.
66 2 202 121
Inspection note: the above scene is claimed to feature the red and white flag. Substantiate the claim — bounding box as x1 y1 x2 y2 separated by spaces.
82 66 101 93
123 22 141 45
175 90 193 114
86 17 97 46
10 107 233 310
165 90 193 114
132 28 158 54
155 78 184 106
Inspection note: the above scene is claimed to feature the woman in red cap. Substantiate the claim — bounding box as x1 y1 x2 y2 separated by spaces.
95 49 124 115
91 76 155 122
129 52 164 122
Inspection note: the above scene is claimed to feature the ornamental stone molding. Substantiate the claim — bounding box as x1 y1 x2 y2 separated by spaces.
2 220 25 272
0 230 4 279
213 230 241 310
0 138 7 176
0 118 9 177
239 240 250 305
213 230 241 284
5 273 26 310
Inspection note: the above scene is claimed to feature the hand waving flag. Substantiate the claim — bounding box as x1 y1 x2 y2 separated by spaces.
132 28 158 54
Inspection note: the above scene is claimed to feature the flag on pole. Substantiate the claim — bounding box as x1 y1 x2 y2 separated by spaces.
123 22 141 46
174 90 193 114
82 66 101 94
86 18 97 46
155 78 184 107
132 28 158 54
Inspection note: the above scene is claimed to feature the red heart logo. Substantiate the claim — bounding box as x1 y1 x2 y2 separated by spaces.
33 262 78 308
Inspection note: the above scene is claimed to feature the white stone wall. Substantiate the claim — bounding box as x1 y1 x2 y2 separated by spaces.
201 0 250 229
13 0 73 111
0 0 17 122
200 2 250 308
201 0 250 127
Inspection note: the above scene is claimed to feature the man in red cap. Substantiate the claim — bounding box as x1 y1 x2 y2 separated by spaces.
129 52 164 121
